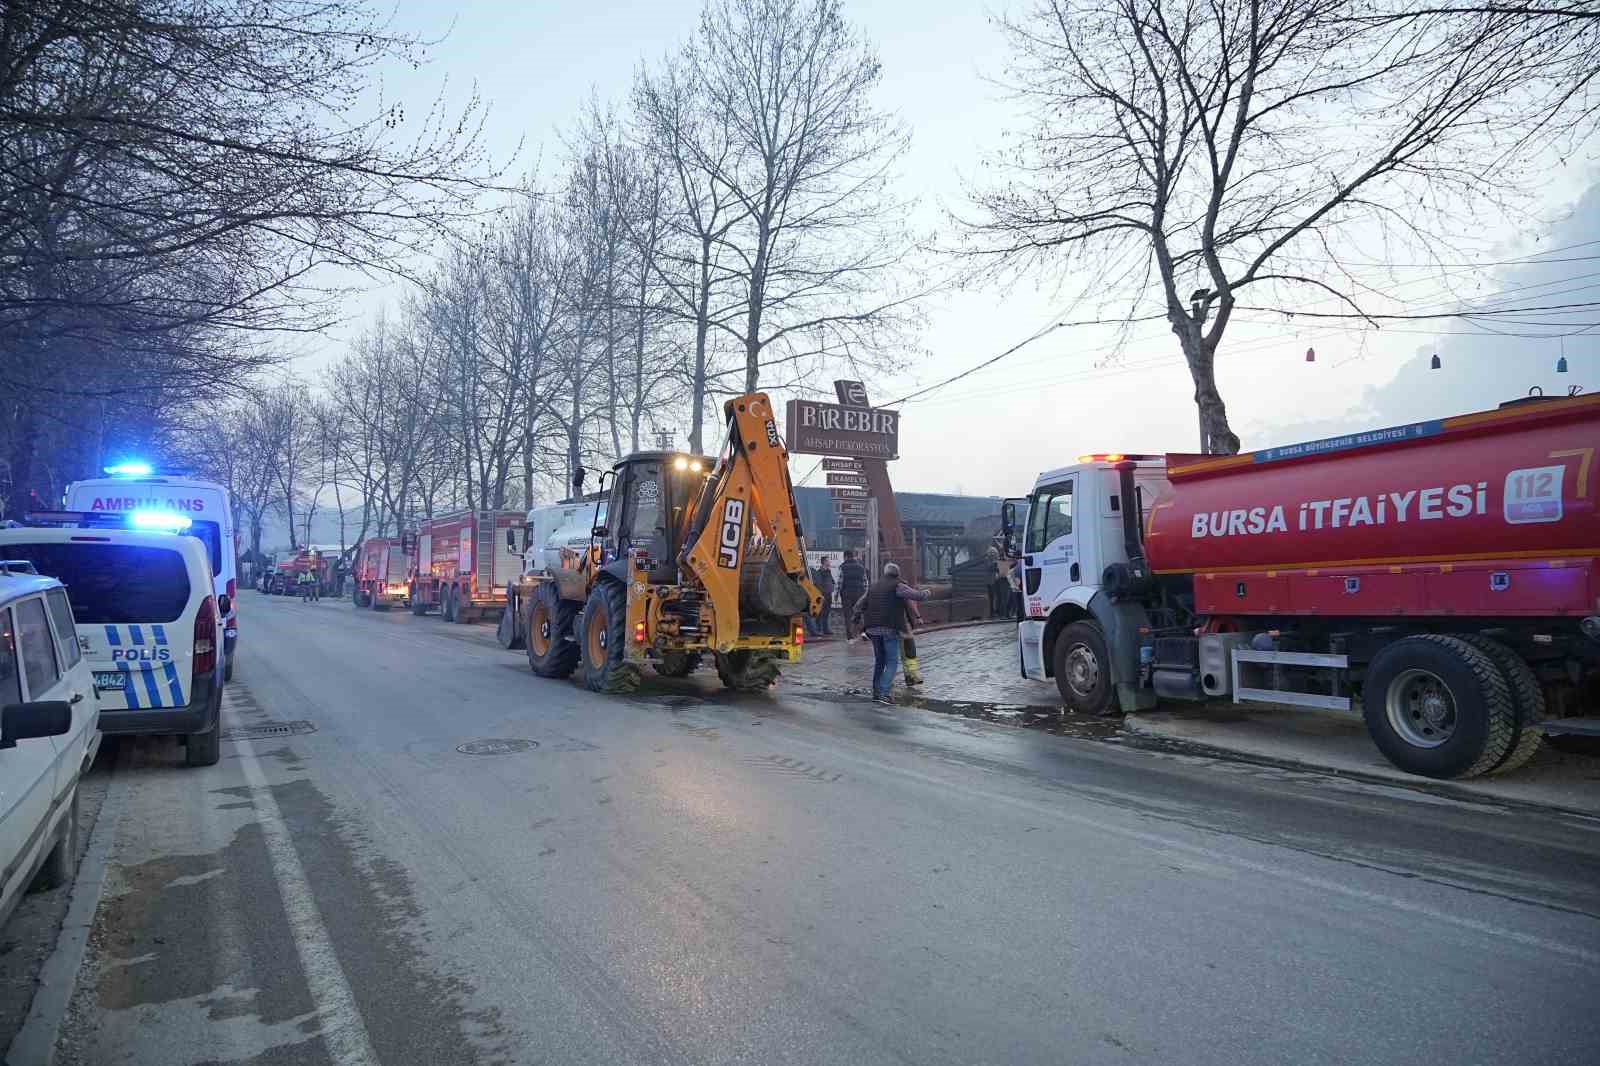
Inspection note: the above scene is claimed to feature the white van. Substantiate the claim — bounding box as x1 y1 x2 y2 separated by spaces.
0 565 101 926
0 525 226 767
64 472 239 681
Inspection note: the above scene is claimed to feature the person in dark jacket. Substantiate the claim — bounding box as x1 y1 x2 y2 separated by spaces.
837 549 867 640
852 562 930 704
811 556 837 636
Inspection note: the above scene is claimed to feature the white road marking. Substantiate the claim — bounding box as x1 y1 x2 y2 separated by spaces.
236 734 380 1065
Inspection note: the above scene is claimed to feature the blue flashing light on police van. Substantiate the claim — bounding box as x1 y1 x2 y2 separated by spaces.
129 510 192 531
105 461 154 477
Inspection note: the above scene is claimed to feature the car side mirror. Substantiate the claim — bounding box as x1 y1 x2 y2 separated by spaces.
216 594 231 617
1 701 71 750
1000 499 1024 558
592 525 609 538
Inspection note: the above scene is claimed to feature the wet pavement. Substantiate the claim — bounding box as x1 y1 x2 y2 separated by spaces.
18 597 1600 1065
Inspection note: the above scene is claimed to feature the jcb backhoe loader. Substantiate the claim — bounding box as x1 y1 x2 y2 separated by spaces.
522 393 822 693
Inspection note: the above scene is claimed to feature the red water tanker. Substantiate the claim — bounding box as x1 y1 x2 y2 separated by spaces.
1146 394 1599 618
1002 393 1600 782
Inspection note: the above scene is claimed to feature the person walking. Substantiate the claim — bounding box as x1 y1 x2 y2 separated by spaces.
297 568 314 603
813 556 836 637
852 562 930 705
986 546 1010 618
837 549 867 640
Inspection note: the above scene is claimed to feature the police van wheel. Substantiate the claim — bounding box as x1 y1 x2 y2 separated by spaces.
578 581 639 694
186 693 222 768
527 583 579 678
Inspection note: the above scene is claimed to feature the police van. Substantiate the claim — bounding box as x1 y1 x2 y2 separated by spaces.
64 467 239 682
0 517 226 767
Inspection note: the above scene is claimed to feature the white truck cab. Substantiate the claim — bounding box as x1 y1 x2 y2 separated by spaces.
1005 455 1169 714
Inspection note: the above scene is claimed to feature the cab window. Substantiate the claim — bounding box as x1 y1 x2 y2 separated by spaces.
0 608 21 708
46 588 83 669
15 597 60 697
1025 482 1073 554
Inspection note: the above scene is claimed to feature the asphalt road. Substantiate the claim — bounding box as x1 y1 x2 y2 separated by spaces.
49 593 1600 1065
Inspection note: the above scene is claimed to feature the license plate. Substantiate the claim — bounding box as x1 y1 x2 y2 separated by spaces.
94 671 128 692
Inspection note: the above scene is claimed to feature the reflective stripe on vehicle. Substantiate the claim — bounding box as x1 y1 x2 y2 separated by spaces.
118 661 140 709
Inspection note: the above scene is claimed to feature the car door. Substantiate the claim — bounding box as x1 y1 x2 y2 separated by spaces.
0 600 64 912
44 588 97 779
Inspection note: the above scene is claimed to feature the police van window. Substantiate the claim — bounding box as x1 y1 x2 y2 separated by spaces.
2 543 190 624
45 588 82 669
16 597 60 696
0 608 22 709
1025 482 1073 554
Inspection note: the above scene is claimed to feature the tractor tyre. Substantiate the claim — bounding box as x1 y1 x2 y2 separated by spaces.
714 651 780 692
653 651 703 678
526 583 580 679
577 580 640 694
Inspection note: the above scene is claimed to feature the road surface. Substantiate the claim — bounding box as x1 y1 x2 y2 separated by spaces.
49 593 1600 1065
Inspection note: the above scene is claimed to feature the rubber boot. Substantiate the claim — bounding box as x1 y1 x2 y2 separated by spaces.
902 637 922 686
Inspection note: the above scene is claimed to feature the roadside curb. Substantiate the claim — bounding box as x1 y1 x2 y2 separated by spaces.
1119 722 1600 822
6 752 124 1066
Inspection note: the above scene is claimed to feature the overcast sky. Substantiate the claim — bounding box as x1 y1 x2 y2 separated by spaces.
297 0 1600 508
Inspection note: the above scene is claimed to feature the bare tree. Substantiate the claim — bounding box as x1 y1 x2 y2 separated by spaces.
633 49 747 452
692 0 922 395
0 0 501 511
964 0 1600 454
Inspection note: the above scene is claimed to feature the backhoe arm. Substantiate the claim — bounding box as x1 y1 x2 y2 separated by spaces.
683 393 822 650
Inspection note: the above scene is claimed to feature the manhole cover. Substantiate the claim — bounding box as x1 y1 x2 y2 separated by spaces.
456 739 539 756
221 721 316 742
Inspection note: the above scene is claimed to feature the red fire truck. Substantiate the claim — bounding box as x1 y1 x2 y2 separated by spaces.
407 509 526 623
266 550 330 596
1003 392 1600 779
351 537 410 610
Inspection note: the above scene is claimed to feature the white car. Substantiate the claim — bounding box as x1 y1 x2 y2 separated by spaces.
0 563 101 927
0 519 225 767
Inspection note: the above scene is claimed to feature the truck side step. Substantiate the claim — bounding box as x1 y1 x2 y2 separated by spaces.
1543 717 1600 737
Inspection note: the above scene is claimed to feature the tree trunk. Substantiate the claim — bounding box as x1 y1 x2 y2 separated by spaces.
689 236 714 454
1170 314 1240 455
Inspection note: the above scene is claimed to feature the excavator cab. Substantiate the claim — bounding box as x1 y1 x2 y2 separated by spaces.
602 451 713 584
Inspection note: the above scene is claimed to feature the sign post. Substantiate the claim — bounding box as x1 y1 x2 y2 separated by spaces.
785 381 913 581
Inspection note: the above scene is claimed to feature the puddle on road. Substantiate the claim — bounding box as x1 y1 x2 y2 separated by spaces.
811 684 1122 740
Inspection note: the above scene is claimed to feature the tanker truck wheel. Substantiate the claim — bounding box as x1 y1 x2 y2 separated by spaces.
1363 635 1515 779
578 581 640 694
1052 621 1115 716
526 583 579 678
654 651 702 678
1456 635 1544 774
714 651 779 692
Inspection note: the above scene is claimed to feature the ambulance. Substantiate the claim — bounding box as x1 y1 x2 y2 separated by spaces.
64 465 240 682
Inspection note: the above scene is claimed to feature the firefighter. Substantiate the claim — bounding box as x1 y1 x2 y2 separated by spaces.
297 567 314 602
